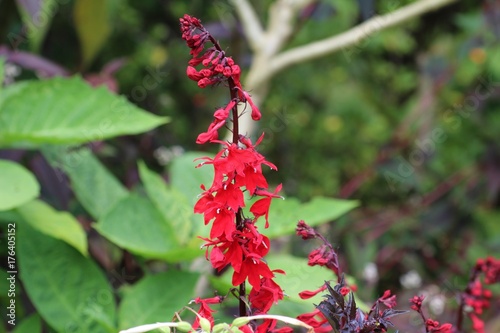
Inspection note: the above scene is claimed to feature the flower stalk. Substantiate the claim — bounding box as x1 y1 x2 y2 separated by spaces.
179 14 284 322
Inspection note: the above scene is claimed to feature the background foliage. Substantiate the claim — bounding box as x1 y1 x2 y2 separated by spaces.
0 0 499 332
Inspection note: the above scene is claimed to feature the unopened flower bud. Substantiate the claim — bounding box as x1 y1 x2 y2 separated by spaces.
231 317 251 328
212 323 230 333
200 317 212 333
176 322 194 332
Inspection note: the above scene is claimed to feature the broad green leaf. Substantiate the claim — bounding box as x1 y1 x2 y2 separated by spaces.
168 152 213 243
16 199 88 256
15 0 57 52
138 161 192 244
18 224 116 333
118 271 199 330
43 146 128 219
74 0 111 67
0 76 169 147
244 196 358 239
0 160 40 211
12 314 42 333
96 194 200 261
169 152 214 206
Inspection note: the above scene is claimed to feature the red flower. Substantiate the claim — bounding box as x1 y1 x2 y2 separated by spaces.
250 184 283 228
210 206 236 240
410 295 425 311
255 320 293 333
470 313 485 333
307 244 339 276
378 290 397 308
191 296 224 329
297 309 331 333
299 284 328 300
213 182 245 212
232 255 274 290
249 276 284 313
339 286 351 297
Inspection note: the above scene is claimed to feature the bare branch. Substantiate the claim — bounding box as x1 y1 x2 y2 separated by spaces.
264 0 315 56
267 0 457 81
230 0 265 52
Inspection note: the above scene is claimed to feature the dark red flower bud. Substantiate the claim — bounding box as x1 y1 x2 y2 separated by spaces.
186 66 204 81
296 220 316 240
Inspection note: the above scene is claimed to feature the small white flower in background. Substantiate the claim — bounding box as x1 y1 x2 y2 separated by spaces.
3 63 21 85
428 294 446 315
154 145 185 166
400 270 422 289
363 262 378 283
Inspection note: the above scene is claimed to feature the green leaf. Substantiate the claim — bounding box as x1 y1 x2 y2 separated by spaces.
247 196 358 239
0 76 169 147
0 160 40 211
73 0 111 67
43 146 128 219
16 199 88 256
15 0 57 52
12 314 42 333
169 152 214 206
118 271 199 330
168 152 214 243
18 224 116 333
96 194 200 261
138 161 193 244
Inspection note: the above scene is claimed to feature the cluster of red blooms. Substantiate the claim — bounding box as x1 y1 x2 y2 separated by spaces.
409 256 500 333
460 256 500 333
295 221 404 333
295 221 344 332
180 14 261 145
180 13 285 327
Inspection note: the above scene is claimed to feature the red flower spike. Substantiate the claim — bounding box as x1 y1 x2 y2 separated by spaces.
182 13 286 317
